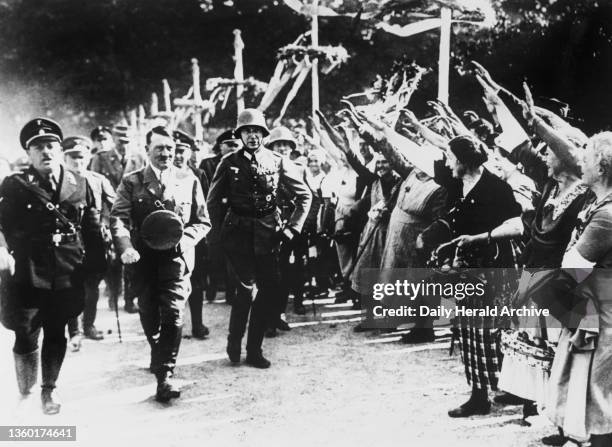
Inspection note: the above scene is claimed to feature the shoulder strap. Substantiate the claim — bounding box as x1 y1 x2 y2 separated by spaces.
12 176 75 230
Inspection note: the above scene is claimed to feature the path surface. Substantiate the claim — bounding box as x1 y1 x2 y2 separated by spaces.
0 294 555 447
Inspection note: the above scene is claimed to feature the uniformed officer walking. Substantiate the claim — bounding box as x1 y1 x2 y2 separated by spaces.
0 118 101 414
90 124 146 314
173 130 210 339
63 136 116 349
207 109 311 369
110 126 210 402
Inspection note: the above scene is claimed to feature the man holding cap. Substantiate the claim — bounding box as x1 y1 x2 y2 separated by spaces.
110 126 210 402
0 118 101 414
90 123 146 314
207 109 311 368
63 136 116 348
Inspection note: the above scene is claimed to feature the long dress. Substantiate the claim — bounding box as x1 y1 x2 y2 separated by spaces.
432 161 522 390
380 169 448 269
544 197 612 440
350 174 400 295
498 143 593 401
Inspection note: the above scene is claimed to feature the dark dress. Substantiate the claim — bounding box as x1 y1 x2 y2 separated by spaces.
432 160 522 390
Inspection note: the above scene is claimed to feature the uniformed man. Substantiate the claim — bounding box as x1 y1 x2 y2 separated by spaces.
199 129 241 185
63 136 116 350
173 130 209 340
90 124 146 314
0 118 101 414
200 129 241 303
207 109 311 368
90 126 114 155
110 126 210 402
266 126 308 329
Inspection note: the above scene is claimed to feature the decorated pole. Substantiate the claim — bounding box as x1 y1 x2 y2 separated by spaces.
233 29 246 116
311 0 320 128
438 7 452 104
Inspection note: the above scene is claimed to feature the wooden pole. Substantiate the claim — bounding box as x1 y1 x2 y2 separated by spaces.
438 7 452 104
191 58 204 141
311 0 320 128
162 79 172 112
233 29 245 116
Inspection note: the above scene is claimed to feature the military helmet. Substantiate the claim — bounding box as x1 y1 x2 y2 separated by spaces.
140 210 184 251
235 108 269 137
267 126 297 150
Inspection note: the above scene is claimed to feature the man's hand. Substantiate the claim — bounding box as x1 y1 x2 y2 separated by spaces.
0 247 15 275
121 247 140 265
521 82 537 124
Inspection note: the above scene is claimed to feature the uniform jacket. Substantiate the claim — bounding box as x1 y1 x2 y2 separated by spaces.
199 153 222 186
207 146 312 254
110 165 210 262
0 165 101 289
81 170 117 274
89 148 146 190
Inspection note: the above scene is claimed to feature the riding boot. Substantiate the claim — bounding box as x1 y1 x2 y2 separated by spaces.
14 350 39 396
41 339 66 415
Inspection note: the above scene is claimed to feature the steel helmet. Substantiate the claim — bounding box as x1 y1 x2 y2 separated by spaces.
267 126 297 150
140 210 184 251
235 108 269 137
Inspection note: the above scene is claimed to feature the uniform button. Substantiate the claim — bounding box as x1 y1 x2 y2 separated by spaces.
26 204 32 209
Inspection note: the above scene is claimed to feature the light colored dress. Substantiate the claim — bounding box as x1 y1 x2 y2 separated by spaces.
544 199 612 440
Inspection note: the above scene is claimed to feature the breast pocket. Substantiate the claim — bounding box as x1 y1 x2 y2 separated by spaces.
133 196 155 224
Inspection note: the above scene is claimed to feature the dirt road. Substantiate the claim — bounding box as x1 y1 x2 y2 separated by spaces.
0 295 554 447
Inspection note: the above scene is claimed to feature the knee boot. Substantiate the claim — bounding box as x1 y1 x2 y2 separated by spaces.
14 350 39 396
41 339 66 415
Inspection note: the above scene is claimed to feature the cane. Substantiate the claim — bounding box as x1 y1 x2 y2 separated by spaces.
114 291 123 343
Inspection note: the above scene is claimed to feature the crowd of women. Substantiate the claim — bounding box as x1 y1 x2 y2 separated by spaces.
265 61 612 447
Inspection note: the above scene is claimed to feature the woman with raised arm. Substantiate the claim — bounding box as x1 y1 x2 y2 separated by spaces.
544 132 612 447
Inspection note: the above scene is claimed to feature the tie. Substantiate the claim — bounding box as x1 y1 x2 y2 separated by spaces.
44 173 56 194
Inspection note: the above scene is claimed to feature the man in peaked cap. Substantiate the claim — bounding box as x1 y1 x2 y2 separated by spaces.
173 129 210 340
0 118 101 414
90 126 114 155
207 109 311 369
62 136 116 350
89 122 147 314
199 129 241 304
111 126 210 402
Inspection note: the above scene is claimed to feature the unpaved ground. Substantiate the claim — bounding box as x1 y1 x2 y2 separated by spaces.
0 294 556 447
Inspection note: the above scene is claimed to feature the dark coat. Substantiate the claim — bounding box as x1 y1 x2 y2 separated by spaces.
0 165 101 289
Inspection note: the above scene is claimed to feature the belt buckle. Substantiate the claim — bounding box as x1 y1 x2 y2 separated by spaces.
51 232 62 246
46 203 55 211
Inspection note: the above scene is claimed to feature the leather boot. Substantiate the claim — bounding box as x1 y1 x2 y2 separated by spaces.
157 325 182 376
41 340 65 415
226 336 241 364
189 289 209 339
155 371 181 403
14 350 39 396
147 335 160 374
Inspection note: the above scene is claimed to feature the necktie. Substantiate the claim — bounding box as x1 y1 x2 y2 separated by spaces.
44 173 56 194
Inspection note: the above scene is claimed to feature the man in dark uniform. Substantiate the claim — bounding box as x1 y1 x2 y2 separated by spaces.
63 136 116 349
173 130 209 339
0 118 101 414
90 124 146 314
200 129 241 303
110 126 210 402
207 109 311 369
199 129 241 185
90 126 114 156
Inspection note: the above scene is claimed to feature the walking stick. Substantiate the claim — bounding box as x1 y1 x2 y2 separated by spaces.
114 291 123 343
